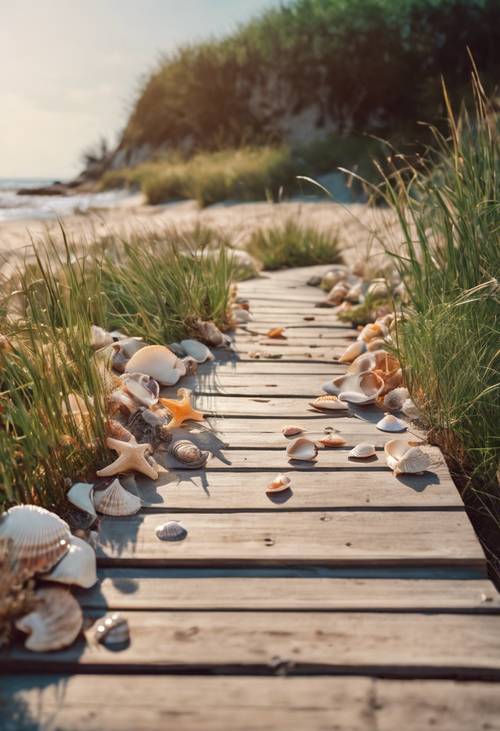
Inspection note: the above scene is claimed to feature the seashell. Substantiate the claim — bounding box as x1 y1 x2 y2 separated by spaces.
282 425 304 437
266 474 291 493
182 356 199 376
286 437 318 461
320 267 347 291
119 372 160 407
383 387 410 411
95 612 130 647
193 319 227 348
169 439 209 469
367 278 389 299
15 587 83 652
307 274 322 287
106 418 134 442
357 322 388 343
110 338 145 373
43 535 97 588
402 398 421 420
328 372 384 405
233 308 252 323
124 345 184 386
377 313 394 329
168 342 186 358
266 327 286 339
97 437 159 480
309 395 349 412
338 341 367 363
349 442 376 459
179 339 214 363
345 282 363 304
384 439 431 475
109 388 138 415
367 338 387 352
155 521 187 541
94 478 141 516
326 282 349 305
317 434 347 448
0 505 71 575
374 367 403 395
90 325 113 349
127 407 170 449
67 482 96 518
376 413 408 433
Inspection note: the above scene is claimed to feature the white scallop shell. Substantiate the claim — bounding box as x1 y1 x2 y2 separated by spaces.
309 395 349 412
282 425 304 437
95 612 130 646
0 505 71 575
15 587 83 652
384 439 431 475
94 478 141 516
124 345 184 386
383 387 410 411
266 474 291 493
155 521 187 541
349 443 376 459
120 373 160 407
67 482 96 518
286 437 318 461
376 413 408 432
179 339 214 363
43 535 97 588
338 341 367 363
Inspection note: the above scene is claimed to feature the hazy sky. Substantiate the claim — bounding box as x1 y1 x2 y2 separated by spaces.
0 0 279 179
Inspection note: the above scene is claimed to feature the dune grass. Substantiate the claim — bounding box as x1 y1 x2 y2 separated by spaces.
246 218 342 270
376 73 499 541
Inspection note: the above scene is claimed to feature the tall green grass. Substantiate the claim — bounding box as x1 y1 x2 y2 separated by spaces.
376 72 499 522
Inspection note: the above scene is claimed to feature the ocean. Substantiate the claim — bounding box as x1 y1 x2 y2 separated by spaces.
0 178 131 223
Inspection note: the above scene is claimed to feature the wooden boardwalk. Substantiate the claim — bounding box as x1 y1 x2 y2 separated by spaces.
1 265 500 730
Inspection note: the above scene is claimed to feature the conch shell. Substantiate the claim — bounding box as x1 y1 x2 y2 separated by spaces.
124 345 184 386
15 587 83 652
384 439 431 475
94 478 142 516
286 437 318 461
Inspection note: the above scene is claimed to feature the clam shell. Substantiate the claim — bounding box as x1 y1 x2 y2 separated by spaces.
15 587 83 652
349 442 376 459
95 612 130 647
155 521 187 541
309 395 349 412
67 482 97 518
376 413 407 433
282 425 304 437
384 439 431 475
0 505 71 575
179 339 214 363
338 341 367 363
383 387 410 411
94 478 141 516
326 282 349 305
90 325 113 349
331 372 384 405
120 373 160 407
402 398 421 420
320 267 347 291
286 437 318 461
169 439 209 469
266 474 291 493
43 535 97 589
317 434 347 447
124 345 184 386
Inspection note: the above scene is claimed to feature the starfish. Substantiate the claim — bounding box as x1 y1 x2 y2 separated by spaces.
159 388 205 429
96 437 159 480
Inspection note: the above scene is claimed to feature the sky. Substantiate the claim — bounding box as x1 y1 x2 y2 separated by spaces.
0 0 279 179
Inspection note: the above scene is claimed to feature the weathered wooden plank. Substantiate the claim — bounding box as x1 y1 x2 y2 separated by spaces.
81 570 500 610
95 511 485 568
234 327 357 340
167 372 345 396
6 675 500 731
3 611 500 676
135 465 461 511
215 350 341 362
232 333 353 347
198 360 345 375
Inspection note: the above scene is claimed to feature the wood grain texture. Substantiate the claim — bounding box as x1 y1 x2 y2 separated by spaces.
3 611 500 677
4 675 500 731
95 511 484 568
165 371 346 396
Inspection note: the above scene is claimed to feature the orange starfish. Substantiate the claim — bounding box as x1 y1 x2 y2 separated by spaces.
159 388 205 429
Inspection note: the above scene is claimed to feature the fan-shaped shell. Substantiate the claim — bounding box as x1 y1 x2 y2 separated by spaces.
376 413 407 433
95 612 130 646
155 521 187 541
337 372 385 405
179 339 214 363
383 387 410 411
66 482 96 518
310 395 349 412
43 535 97 589
169 439 209 468
349 443 376 459
338 341 367 363
94 478 141 516
124 345 183 386
0 505 71 575
15 587 83 652
384 439 431 475
266 474 291 493
120 373 160 407
282 425 304 437
286 437 318 461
